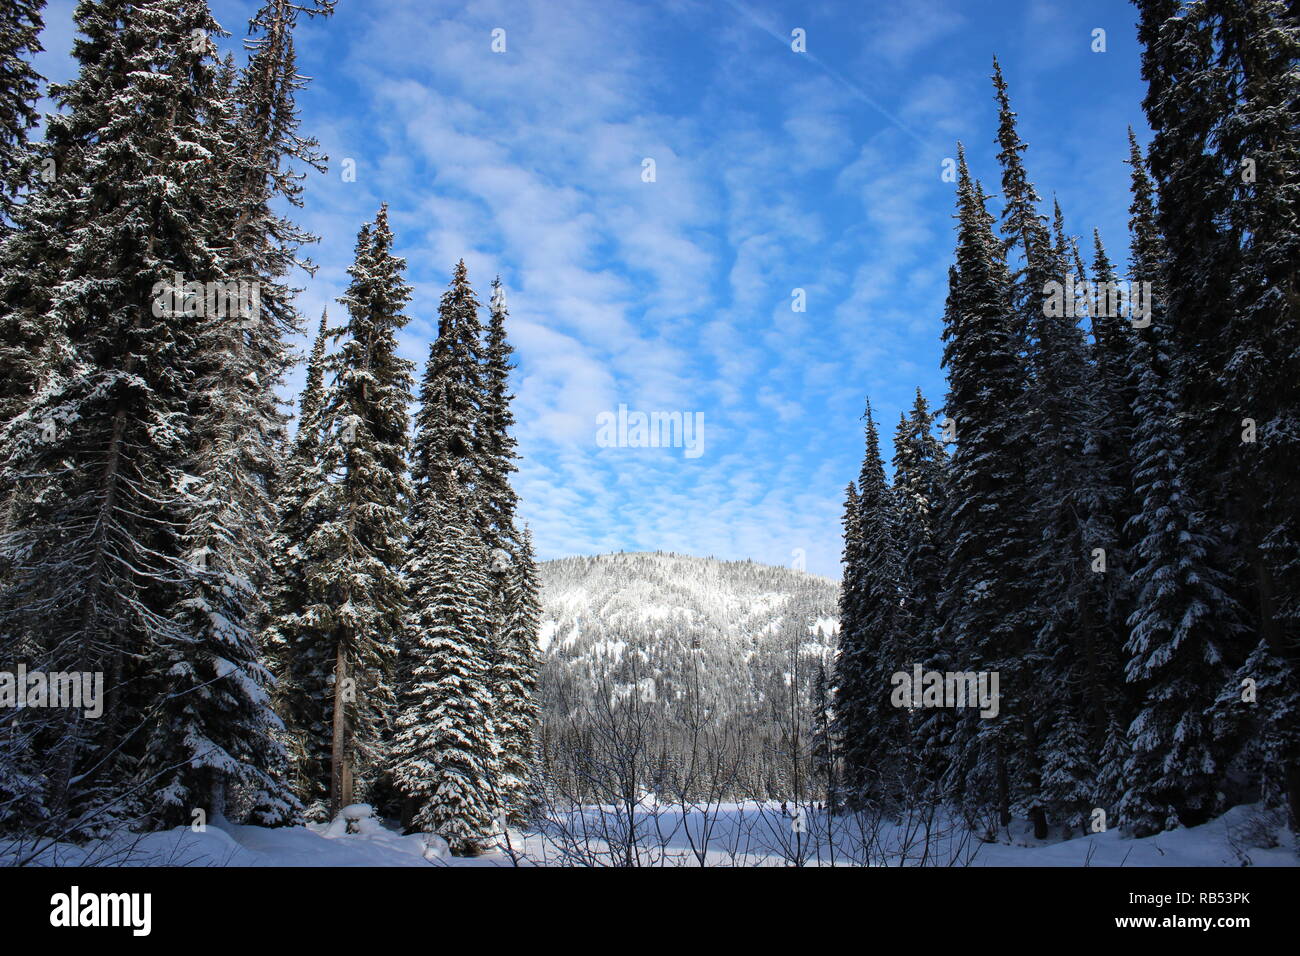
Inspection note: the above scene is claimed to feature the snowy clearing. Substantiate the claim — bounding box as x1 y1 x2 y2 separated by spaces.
6 801 1294 868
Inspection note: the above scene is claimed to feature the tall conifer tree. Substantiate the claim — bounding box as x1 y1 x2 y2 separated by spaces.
0 0 43 228
264 311 333 811
492 526 542 824
0 0 250 831
936 148 1030 828
308 207 413 813
991 61 1108 836
834 404 904 804
1118 127 1243 836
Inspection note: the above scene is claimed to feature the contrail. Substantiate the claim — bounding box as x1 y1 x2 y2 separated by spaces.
720 0 940 152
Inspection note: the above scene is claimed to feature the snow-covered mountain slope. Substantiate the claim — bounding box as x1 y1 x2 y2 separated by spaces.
537 551 839 708
535 552 839 799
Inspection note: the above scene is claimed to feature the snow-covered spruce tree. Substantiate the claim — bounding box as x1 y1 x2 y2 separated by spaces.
1135 0 1237 497
0 0 259 833
0 0 42 228
1039 704 1093 836
1088 224 1140 587
935 147 1032 829
1136 0 1300 831
0 0 47 812
1053 139 1128 840
393 479 500 855
493 525 542 824
480 276 519 549
1047 204 1126 831
478 278 541 822
1134 0 1267 755
0 0 114 830
1119 324 1243 836
1117 137 1244 837
1217 0 1300 828
263 312 333 812
810 656 836 808
308 206 413 814
831 480 864 804
139 47 299 829
1094 715 1131 814
0 0 102 472
415 259 485 510
223 0 333 407
991 61 1112 837
144 1 334 829
833 403 905 805
891 388 947 667
403 271 484 611
395 260 510 843
891 387 950 798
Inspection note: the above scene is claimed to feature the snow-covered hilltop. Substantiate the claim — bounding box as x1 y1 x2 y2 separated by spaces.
540 550 837 643
538 550 838 693
535 552 839 802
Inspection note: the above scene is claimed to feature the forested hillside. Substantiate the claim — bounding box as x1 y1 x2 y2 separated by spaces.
536 552 839 803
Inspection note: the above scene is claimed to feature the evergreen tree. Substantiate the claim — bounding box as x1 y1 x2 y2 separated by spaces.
141 53 300 828
393 480 500 854
263 311 333 812
1088 221 1140 578
936 147 1031 828
0 0 43 227
137 0 332 829
493 526 542 824
476 277 539 823
1119 319 1242 835
307 206 413 813
891 388 947 661
1118 131 1244 836
810 657 837 810
891 388 950 797
396 258 523 845
414 260 484 511
1082 223 1140 759
1218 0 1300 827
1132 3 1265 800
831 480 864 804
480 276 519 550
992 61 1110 836
1095 715 1130 815
0 0 245 832
1134 0 1257 501
0 0 94 435
1039 704 1093 836
833 403 904 804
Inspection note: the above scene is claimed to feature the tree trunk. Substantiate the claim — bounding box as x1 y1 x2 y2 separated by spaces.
208 769 227 823
995 743 1011 828
330 641 352 814
1249 515 1300 832
1024 714 1049 839
1285 760 1300 835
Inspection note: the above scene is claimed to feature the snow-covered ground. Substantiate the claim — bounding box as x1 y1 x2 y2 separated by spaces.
6 801 1296 867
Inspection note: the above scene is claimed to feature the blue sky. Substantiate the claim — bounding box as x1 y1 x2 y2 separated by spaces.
36 0 1150 577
